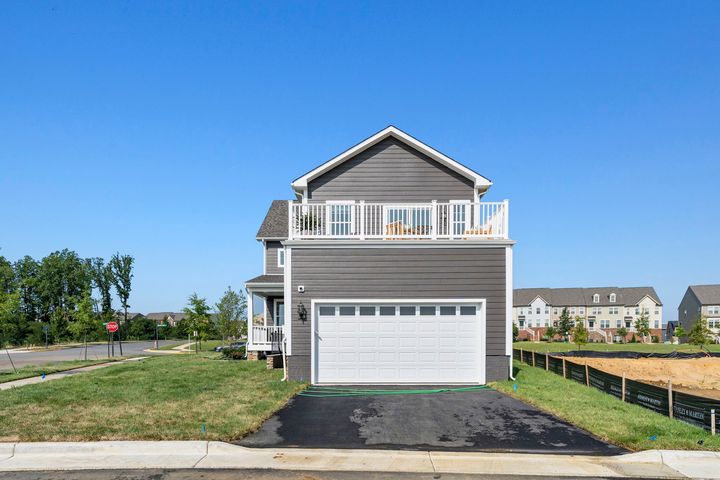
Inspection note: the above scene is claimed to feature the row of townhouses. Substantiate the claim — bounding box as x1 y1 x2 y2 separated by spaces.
513 287 664 343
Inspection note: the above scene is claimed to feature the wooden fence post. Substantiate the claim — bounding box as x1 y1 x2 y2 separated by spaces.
712 409 716 436
585 362 590 387
622 372 626 402
532 351 536 367
520 348 524 363
668 379 673 419
562 358 566 378
545 353 549 371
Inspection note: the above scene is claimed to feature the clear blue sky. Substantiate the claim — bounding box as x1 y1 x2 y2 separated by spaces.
1 1 718 320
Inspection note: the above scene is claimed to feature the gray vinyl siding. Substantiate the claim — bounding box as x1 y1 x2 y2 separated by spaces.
678 288 702 336
288 247 508 382
264 241 285 275
307 137 475 202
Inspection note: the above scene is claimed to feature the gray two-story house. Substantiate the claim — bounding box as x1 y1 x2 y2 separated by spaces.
245 126 514 384
678 284 720 342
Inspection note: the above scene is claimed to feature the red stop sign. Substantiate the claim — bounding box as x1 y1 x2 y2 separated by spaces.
106 321 119 333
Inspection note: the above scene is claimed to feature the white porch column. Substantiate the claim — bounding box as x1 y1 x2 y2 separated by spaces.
247 290 254 348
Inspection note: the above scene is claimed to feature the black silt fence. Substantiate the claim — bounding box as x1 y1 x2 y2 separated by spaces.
513 348 720 433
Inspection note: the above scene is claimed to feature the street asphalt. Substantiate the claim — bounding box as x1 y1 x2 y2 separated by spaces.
0 340 178 370
0 470 630 480
240 387 625 455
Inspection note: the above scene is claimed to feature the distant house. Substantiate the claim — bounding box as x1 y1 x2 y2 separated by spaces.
678 285 720 343
146 312 187 326
114 312 144 322
513 286 663 343
666 321 678 342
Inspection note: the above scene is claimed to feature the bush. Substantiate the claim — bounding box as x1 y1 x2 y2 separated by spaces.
651 335 659 343
221 347 246 360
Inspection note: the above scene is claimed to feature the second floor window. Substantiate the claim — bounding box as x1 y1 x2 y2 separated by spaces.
277 248 286 268
536 307 540 314
708 306 720 315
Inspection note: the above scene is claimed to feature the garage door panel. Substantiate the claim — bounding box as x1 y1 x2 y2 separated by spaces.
316 301 483 384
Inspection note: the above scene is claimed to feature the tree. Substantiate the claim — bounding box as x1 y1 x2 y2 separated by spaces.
512 323 518 342
674 325 686 341
68 292 99 360
14 256 40 344
572 316 588 349
0 291 21 372
688 316 712 346
91 258 114 321
634 310 651 343
544 325 557 341
616 326 628 343
557 308 573 341
110 253 134 355
183 293 211 352
214 287 246 342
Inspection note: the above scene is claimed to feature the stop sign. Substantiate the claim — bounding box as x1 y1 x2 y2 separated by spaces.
106 321 119 333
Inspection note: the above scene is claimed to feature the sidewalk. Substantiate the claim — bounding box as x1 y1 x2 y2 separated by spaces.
0 357 147 391
1 442 718 478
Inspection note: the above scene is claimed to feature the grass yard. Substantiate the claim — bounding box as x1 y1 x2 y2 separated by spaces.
0 354 304 442
492 361 720 452
0 359 122 384
513 341 720 354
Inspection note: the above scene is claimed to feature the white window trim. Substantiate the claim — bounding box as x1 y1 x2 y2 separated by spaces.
609 293 616 303
593 294 600 304
277 247 286 268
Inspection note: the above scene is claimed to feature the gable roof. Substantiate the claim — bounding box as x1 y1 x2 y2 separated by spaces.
290 126 492 196
688 285 720 304
514 287 662 307
256 200 289 240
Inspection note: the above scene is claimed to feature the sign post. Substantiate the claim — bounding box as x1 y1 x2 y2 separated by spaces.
105 322 119 357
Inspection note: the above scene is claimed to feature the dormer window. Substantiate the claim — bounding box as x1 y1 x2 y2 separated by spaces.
593 294 600 304
609 293 616 303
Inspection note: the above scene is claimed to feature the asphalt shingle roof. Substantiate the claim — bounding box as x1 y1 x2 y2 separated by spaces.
256 200 289 239
245 274 284 285
689 285 720 304
514 287 661 307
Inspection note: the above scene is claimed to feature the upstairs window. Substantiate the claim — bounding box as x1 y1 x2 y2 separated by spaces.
609 293 616 303
277 248 285 268
593 294 600 304
709 306 720 315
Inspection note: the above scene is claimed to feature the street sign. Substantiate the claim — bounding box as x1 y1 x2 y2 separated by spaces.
106 322 119 333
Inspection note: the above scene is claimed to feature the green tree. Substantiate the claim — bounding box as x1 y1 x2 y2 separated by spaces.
688 316 711 346
544 325 556 341
0 291 21 372
572 316 589 349
0 256 16 294
634 310 651 342
557 308 573 341
183 293 211 352
91 258 114 322
214 287 246 342
110 253 134 355
128 315 155 340
14 256 40 344
616 326 628 343
512 323 519 342
68 292 99 360
674 325 686 341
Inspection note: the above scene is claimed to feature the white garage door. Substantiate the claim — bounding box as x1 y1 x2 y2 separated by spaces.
314 302 484 384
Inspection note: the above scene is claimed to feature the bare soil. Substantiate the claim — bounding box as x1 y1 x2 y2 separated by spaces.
576 357 720 400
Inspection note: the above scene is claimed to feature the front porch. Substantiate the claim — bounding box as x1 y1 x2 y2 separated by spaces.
245 274 286 353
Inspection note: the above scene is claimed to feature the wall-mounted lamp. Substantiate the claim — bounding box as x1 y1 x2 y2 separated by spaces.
298 302 307 323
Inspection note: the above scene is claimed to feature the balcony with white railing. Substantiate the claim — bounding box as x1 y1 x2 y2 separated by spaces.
288 200 509 240
249 325 285 351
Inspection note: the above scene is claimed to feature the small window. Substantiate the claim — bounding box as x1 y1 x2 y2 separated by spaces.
359 306 376 316
399 306 416 316
379 306 396 316
616 319 622 328
609 293 616 303
419 306 436 315
459 306 477 315
593 294 600 304
440 306 456 315
277 248 285 268
338 306 355 316
536 307 540 314
318 306 335 316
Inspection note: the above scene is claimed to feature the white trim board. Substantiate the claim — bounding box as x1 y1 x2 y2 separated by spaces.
291 126 492 195
310 298 487 386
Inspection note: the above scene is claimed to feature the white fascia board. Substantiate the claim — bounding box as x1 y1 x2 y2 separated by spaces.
283 239 516 248
290 126 492 193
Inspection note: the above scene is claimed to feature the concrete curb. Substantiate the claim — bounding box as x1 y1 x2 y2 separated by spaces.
0 442 719 477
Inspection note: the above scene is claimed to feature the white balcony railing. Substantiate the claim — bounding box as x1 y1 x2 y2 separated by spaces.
249 326 285 351
288 200 508 240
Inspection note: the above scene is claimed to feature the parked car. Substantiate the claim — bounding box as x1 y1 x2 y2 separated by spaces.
214 341 246 352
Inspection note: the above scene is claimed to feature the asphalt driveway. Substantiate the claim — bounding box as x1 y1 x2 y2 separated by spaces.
239 386 624 455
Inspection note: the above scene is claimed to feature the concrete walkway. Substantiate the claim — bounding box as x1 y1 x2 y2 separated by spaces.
0 442 718 478
0 357 148 391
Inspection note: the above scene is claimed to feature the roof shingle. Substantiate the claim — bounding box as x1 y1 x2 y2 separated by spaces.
256 200 288 239
689 285 720 304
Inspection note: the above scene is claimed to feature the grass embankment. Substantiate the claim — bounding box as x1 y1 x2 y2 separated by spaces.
513 341 720 354
0 354 304 441
492 361 720 451
0 359 123 384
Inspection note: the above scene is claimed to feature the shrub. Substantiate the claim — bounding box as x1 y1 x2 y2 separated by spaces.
221 347 246 360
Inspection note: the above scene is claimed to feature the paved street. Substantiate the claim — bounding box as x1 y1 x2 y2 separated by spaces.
0 341 178 370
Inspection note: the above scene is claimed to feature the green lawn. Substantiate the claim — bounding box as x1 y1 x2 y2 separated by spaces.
0 359 122 384
492 361 720 451
0 354 304 441
513 341 720 354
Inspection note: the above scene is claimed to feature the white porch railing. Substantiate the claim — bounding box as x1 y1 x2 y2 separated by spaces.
249 326 285 351
288 200 508 240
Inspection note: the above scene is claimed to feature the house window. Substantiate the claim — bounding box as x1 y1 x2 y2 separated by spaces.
600 319 610 329
655 307 660 315
536 307 541 314
708 318 720 329
553 308 558 315
609 307 619 315
593 294 600 303
570 308 576 315
579 307 585 314
635 307 640 315
609 293 616 303
616 319 622 328
328 202 354 236
274 301 285 326
626 308 630 316
545 307 549 314
653 320 660 329
708 306 720 315
277 248 285 268
527 320 533 327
